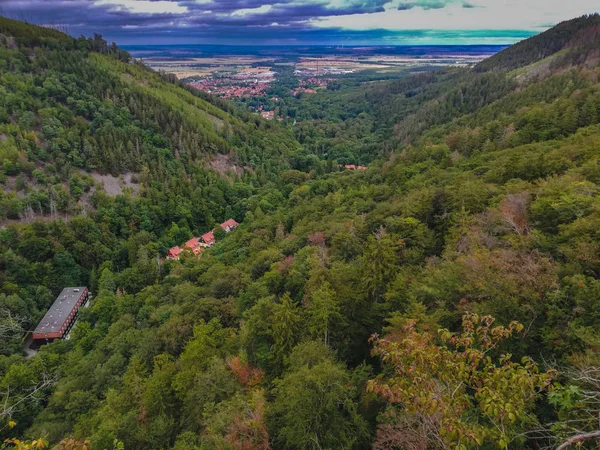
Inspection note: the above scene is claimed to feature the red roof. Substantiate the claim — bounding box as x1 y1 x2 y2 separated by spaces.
345 164 356 170
167 246 183 259
184 237 200 249
220 218 239 231
184 238 203 256
357 165 368 170
202 231 215 245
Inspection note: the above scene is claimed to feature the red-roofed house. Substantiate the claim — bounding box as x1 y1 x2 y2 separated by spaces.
345 164 356 170
202 231 216 246
166 246 183 260
184 237 203 256
220 218 239 233
357 165 367 170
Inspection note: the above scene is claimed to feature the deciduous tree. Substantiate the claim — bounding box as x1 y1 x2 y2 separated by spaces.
368 314 555 450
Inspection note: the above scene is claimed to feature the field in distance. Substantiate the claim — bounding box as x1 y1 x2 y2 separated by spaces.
123 44 506 79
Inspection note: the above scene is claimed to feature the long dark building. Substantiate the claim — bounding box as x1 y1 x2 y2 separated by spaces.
32 287 89 344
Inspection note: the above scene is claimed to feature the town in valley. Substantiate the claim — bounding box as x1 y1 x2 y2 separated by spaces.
125 44 504 121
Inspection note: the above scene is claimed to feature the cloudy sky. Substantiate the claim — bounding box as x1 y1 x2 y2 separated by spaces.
1 0 599 45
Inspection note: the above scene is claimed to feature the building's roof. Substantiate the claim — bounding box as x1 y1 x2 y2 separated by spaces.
167 246 183 257
33 287 87 337
184 238 200 249
202 231 215 245
220 218 239 230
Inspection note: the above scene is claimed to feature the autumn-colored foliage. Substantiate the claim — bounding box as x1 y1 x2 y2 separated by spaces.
226 356 264 387
51 437 92 450
224 391 271 450
498 193 530 235
368 314 556 450
307 231 325 246
2 438 47 450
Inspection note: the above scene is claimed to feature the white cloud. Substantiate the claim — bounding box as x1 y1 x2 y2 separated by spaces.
312 0 599 30
94 0 188 14
231 4 273 17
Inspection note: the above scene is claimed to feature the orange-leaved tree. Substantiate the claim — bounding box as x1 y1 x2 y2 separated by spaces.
368 313 556 450
2 436 94 450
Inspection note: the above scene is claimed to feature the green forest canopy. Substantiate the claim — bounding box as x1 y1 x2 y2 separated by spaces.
2 13 600 450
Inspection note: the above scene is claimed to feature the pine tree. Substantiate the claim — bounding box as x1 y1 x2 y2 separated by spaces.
361 227 399 302
308 281 340 347
271 293 302 370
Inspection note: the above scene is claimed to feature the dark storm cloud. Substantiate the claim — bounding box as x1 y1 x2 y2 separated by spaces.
0 0 400 43
181 0 388 14
0 0 535 44
185 2 386 28
0 0 392 38
0 0 179 31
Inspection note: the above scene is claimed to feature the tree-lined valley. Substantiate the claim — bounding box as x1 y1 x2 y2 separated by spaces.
2 13 600 450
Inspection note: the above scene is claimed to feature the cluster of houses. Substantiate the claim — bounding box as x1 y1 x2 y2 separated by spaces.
187 80 271 99
339 164 368 171
166 218 239 260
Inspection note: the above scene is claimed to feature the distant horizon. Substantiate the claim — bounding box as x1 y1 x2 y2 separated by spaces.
122 43 508 61
121 43 509 48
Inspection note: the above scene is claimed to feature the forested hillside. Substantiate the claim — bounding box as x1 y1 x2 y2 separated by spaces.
0 16 299 220
476 13 600 72
2 13 600 450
